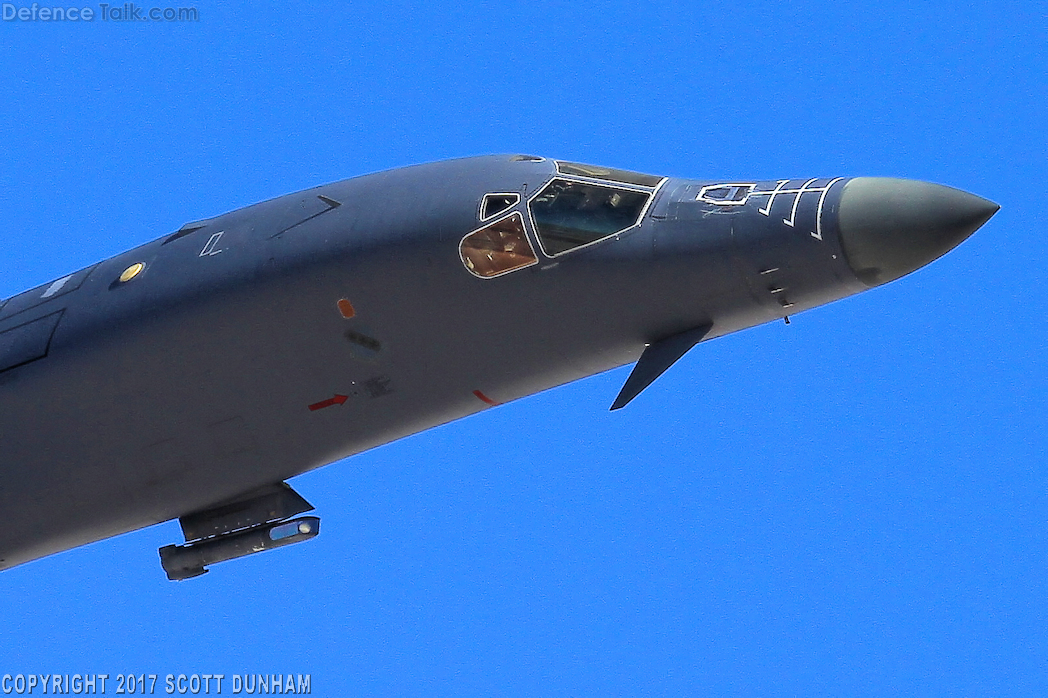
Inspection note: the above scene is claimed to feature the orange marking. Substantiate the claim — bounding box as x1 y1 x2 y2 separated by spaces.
337 299 356 319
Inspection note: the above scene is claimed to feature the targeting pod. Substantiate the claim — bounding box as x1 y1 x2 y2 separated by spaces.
160 516 320 581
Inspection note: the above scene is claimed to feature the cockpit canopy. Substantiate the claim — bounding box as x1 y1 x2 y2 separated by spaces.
459 160 665 278
529 179 651 256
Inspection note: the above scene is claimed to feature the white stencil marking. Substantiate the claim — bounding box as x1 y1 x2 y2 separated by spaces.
41 275 72 298
199 231 225 257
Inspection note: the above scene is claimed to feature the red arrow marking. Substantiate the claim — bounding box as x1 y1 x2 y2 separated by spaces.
308 394 348 411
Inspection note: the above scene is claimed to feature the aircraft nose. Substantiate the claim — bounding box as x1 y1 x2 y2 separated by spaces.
837 177 999 286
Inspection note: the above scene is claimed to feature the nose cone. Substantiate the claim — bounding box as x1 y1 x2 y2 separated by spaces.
838 177 999 286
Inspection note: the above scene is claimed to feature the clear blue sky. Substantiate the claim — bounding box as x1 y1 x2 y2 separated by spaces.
1 2 1045 695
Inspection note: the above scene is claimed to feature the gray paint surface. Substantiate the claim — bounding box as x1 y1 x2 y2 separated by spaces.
0 155 997 572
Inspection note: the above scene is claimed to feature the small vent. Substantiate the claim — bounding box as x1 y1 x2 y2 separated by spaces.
163 221 211 245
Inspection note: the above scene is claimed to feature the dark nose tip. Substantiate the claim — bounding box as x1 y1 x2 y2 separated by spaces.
837 177 999 286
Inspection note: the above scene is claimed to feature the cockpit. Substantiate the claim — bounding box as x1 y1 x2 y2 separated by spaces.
459 160 665 278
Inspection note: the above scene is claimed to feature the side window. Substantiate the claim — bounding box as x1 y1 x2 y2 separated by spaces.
529 179 650 256
480 193 520 220
459 212 538 278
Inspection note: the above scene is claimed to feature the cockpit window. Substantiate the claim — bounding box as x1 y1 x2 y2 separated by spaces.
480 193 520 220
555 161 664 188
459 212 538 278
529 179 651 256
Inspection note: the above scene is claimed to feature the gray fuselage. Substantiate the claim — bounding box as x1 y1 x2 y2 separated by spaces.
0 155 996 571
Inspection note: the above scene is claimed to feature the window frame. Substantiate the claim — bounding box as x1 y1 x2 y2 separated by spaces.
479 192 522 221
527 175 666 258
458 211 540 279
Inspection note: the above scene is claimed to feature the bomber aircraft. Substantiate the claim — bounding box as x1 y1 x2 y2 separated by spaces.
0 155 998 579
